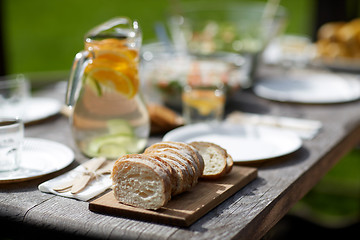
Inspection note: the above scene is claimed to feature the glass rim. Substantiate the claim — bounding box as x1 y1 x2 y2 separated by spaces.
0 74 28 87
0 117 23 127
175 1 287 17
84 17 141 41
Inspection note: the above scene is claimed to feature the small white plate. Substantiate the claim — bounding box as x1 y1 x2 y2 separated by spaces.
163 123 302 163
23 97 62 123
254 72 360 104
0 138 74 183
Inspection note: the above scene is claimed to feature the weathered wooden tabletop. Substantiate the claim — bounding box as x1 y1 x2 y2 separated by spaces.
1 70 360 240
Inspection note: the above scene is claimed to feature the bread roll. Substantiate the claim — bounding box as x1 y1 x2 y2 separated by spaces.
316 18 360 59
147 104 184 134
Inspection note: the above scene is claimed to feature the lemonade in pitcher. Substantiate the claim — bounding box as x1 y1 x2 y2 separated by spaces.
66 18 149 159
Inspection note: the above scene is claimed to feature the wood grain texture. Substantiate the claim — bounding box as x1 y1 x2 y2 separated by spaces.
1 74 360 240
89 166 257 227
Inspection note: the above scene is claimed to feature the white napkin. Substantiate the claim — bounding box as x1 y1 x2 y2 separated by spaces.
38 162 112 201
226 111 322 140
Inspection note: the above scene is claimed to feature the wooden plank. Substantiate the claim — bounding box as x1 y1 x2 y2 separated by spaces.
89 166 257 227
1 79 359 240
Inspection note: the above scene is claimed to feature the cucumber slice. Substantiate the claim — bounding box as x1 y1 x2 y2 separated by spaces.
87 134 135 159
106 119 134 135
86 75 102 96
98 143 127 159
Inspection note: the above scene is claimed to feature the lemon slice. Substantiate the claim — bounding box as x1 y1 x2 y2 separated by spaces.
95 49 133 64
83 38 139 98
183 89 225 115
88 67 135 98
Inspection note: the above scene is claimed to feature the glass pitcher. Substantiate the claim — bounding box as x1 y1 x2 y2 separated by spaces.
66 17 150 159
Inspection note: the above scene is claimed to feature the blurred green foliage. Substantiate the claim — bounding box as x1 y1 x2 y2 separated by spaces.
2 0 169 74
292 149 360 227
2 0 315 74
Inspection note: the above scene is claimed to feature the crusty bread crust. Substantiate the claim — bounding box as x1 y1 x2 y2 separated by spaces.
189 141 231 179
111 141 232 209
226 155 234 173
112 155 172 210
145 154 177 192
147 152 188 195
155 153 191 195
162 141 205 174
146 147 196 190
147 104 184 134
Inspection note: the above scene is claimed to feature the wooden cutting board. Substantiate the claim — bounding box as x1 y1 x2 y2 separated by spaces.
89 166 257 227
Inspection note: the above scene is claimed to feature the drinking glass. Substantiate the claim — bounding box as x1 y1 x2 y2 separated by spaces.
0 74 30 119
0 118 24 172
182 69 226 124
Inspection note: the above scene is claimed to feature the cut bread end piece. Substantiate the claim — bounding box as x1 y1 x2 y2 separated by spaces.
189 141 229 179
226 154 234 173
111 155 172 210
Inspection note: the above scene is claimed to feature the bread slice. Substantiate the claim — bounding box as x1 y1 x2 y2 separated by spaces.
189 142 228 179
145 141 203 178
111 154 172 210
162 148 199 188
146 153 185 195
146 147 196 191
146 154 177 193
154 152 191 195
162 141 205 174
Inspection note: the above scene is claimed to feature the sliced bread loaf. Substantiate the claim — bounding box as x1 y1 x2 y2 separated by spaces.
111 141 232 209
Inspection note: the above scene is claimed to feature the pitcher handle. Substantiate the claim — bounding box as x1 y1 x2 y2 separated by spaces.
66 50 91 107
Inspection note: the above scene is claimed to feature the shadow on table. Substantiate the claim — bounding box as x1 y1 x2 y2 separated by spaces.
264 214 360 240
0 216 101 240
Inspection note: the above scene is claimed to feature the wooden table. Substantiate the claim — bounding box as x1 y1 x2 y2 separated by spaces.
1 70 360 240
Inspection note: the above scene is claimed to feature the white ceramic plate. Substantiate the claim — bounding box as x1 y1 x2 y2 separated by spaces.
23 97 62 123
312 58 360 73
163 123 302 163
254 72 360 104
0 138 74 183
